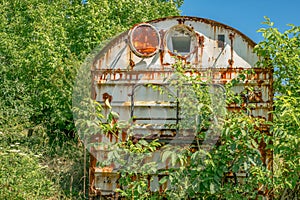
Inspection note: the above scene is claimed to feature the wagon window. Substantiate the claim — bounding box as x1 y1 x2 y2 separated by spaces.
218 34 225 48
129 23 160 57
165 25 197 57
172 36 191 54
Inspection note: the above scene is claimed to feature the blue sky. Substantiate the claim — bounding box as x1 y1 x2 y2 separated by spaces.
180 0 300 43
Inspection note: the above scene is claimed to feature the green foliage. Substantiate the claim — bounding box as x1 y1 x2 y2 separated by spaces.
254 17 300 199
0 0 181 138
0 121 86 199
145 65 266 199
0 134 56 199
0 0 181 199
0 0 79 137
170 60 217 133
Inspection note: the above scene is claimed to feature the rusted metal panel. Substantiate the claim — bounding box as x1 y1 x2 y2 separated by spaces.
88 16 273 198
94 170 119 196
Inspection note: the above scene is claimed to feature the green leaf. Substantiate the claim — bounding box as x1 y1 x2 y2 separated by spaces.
210 182 215 194
159 176 168 184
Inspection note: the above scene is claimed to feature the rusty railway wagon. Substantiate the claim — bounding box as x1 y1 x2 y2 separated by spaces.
87 16 273 199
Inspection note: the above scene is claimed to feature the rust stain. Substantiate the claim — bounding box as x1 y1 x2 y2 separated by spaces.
129 58 135 70
177 18 185 24
130 24 160 57
102 92 112 103
197 34 204 66
228 33 235 67
121 131 127 142
159 29 167 67
89 16 273 199
91 71 97 100
89 151 97 196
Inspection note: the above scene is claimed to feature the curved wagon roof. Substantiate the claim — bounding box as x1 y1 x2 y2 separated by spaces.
148 16 257 47
92 16 259 71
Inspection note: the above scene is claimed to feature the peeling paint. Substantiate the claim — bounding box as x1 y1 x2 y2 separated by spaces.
88 16 273 198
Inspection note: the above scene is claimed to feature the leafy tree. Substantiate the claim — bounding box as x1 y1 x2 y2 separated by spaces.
0 1 182 199
254 17 300 199
0 0 182 138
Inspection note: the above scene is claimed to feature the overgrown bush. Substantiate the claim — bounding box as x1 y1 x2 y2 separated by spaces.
0 1 182 199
